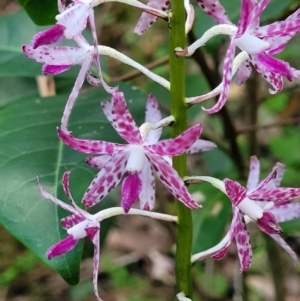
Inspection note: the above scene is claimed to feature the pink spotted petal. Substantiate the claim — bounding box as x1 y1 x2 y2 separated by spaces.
246 0 269 32
196 0 232 25
224 179 247 207
236 0 255 38
246 156 260 192
187 139 216 154
212 207 240 260
134 0 170 35
254 14 300 38
236 60 252 85
203 40 236 114
61 214 85 230
251 55 284 94
86 155 112 168
82 151 128 207
235 215 252 271
148 153 199 209
37 177 77 215
256 211 282 234
145 124 202 156
22 45 87 66
90 229 102 301
62 171 73 200
144 94 162 144
56 4 89 39
262 162 285 189
61 56 93 131
139 159 156 210
249 187 300 203
32 24 65 48
121 173 143 213
109 92 142 144
42 64 72 75
252 162 279 192
57 128 124 155
270 203 300 223
46 235 78 259
256 53 293 81
270 234 298 266
262 9 300 55
86 72 102 86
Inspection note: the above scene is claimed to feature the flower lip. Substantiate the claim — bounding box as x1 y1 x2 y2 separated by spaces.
46 235 78 259
256 211 283 235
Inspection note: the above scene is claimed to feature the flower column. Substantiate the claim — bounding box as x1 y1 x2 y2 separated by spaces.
169 0 193 297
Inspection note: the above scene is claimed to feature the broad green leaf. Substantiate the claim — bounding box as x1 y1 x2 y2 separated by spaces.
0 82 147 284
16 0 57 25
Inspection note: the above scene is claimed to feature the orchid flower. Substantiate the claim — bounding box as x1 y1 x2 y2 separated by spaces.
31 0 115 95
85 94 216 210
22 39 169 131
58 91 215 212
185 156 300 270
177 0 300 113
38 171 177 301
32 0 168 48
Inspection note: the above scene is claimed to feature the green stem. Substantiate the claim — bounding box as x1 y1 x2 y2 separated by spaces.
169 1 193 297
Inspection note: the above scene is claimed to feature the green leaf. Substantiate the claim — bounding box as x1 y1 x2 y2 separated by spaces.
16 0 58 25
0 82 147 284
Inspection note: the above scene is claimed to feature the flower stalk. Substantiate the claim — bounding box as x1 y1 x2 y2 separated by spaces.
169 0 193 297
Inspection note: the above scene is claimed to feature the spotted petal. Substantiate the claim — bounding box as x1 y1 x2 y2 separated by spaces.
61 214 85 230
148 153 199 209
86 155 112 168
22 45 87 66
246 0 269 33
56 3 90 39
108 92 142 144
236 60 252 85
196 0 232 25
235 214 252 271
144 94 162 144
203 40 236 114
251 54 284 94
246 156 260 192
249 187 300 203
57 128 124 155
224 179 247 207
145 124 202 156
139 159 156 210
82 151 128 207
134 0 170 35
270 203 300 223
90 229 102 301
236 0 255 38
